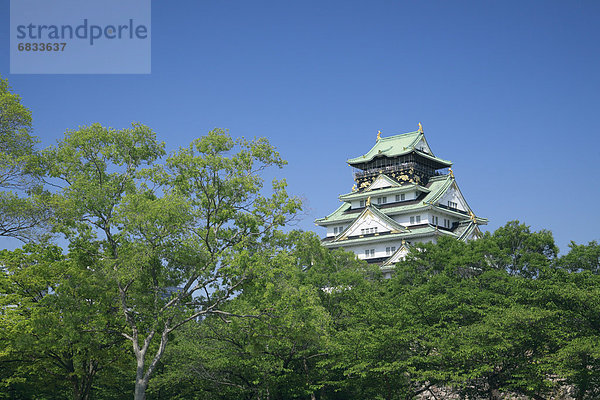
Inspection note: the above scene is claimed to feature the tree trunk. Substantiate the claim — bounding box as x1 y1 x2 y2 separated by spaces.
134 359 148 400
72 380 92 400
131 328 169 400
489 388 501 400
303 356 317 400
72 380 81 400
70 362 95 400
134 381 147 400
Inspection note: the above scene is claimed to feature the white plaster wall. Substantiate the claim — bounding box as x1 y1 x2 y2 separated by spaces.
392 190 418 203
345 213 391 237
439 186 467 212
370 176 393 190
343 235 438 260
429 213 440 225
415 138 431 154
349 190 418 209
386 246 410 264
345 239 405 260
393 213 424 226
440 216 457 229
326 224 347 237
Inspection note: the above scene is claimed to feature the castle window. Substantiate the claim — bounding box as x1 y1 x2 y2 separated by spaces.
416 216 421 223
334 227 338 234
360 200 365 207
448 201 457 209
410 216 415 224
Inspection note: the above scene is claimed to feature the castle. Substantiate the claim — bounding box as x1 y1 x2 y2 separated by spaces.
315 124 487 278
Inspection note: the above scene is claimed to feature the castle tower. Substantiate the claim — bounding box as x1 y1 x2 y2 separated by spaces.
315 124 487 278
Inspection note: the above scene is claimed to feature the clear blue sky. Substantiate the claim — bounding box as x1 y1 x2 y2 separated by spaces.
1 1 599 253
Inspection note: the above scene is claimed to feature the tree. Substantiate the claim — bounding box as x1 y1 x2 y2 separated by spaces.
482 220 558 278
0 242 128 400
150 231 376 400
42 125 301 400
149 231 378 400
386 222 560 400
536 241 600 399
559 240 600 274
0 75 50 242
0 75 34 189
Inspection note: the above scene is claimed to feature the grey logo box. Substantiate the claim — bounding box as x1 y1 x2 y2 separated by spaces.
10 0 151 74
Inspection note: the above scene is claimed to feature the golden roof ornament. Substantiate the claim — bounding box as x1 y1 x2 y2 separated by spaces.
469 211 476 222
449 167 454 178
417 122 423 133
377 130 381 140
366 196 371 206
352 184 357 192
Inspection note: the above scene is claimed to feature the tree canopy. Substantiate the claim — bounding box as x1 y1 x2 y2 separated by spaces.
0 75 49 241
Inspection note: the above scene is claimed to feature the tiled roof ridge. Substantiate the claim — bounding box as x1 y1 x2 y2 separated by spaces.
377 130 420 142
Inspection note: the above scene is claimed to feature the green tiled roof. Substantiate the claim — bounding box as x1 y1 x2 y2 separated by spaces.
318 174 452 225
422 174 455 205
314 202 352 225
323 225 456 248
455 221 485 241
347 131 452 166
367 175 452 214
332 205 407 242
317 173 488 230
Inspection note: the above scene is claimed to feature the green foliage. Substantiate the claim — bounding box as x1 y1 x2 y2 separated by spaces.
150 231 376 400
0 243 129 400
559 240 600 274
0 75 34 189
388 222 560 399
0 75 49 242
537 251 600 400
38 125 301 399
